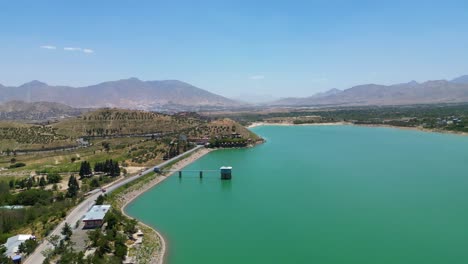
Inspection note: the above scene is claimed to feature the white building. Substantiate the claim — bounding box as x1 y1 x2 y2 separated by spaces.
82 204 111 228
3 234 35 258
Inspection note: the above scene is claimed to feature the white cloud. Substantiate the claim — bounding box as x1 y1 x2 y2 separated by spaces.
40 45 94 54
64 47 82 51
249 75 265 80
40 45 57 50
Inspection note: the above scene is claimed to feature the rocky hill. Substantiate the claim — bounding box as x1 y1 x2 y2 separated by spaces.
0 101 85 121
53 108 206 137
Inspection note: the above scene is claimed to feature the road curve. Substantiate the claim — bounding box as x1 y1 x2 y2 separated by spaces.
25 145 203 264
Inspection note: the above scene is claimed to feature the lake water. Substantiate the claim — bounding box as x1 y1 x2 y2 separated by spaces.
126 125 468 264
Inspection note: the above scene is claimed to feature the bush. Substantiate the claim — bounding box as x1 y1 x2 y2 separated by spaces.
13 189 54 206
9 162 26 168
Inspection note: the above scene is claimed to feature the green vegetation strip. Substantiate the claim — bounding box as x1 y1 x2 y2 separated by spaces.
105 172 161 264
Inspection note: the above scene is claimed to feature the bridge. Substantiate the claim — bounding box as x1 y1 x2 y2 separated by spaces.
155 167 232 180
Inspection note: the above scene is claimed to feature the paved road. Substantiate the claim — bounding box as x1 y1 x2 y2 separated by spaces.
25 145 203 264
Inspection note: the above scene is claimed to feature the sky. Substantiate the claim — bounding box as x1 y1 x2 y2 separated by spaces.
1 0 468 98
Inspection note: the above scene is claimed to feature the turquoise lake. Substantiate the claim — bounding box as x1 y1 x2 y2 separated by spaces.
126 125 468 264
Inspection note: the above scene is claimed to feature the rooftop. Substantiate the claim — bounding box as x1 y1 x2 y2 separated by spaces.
82 205 111 221
3 234 34 257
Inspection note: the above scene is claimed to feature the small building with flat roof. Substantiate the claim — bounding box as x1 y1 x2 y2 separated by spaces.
3 234 35 259
82 205 111 229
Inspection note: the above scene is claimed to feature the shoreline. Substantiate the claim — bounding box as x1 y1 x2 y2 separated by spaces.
119 148 213 264
247 121 349 128
248 121 468 137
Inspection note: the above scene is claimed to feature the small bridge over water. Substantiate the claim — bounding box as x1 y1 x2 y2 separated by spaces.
154 167 233 180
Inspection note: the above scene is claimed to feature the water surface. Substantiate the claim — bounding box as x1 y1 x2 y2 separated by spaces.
126 125 468 264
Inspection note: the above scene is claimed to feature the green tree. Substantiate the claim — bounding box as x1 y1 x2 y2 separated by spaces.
26 177 33 190
79 161 92 178
95 194 105 205
39 176 47 188
47 234 61 247
62 222 73 240
87 229 102 247
66 175 80 198
102 142 110 152
18 238 38 255
104 211 118 230
0 245 13 263
8 179 15 189
90 178 100 188
47 173 62 184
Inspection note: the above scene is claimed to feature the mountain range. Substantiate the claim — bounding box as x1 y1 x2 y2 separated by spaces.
272 75 468 106
3 75 468 110
0 78 239 109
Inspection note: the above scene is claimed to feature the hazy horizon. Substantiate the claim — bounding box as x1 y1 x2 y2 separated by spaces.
1 1 468 98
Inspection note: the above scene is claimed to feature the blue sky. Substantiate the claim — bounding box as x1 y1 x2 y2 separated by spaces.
1 0 468 98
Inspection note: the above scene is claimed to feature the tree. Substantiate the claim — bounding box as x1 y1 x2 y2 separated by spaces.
10 157 16 163
47 173 62 184
79 161 92 178
94 159 120 177
9 179 15 189
39 176 47 188
110 162 120 177
26 177 33 190
95 194 105 205
62 222 73 240
102 142 110 152
1 245 12 263
87 229 102 247
66 175 80 198
104 211 118 230
18 238 38 255
47 234 61 247
124 219 138 236
90 178 100 188
114 241 127 259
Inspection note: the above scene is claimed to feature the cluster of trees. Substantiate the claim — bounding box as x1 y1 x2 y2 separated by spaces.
42 231 87 264
94 160 120 177
0 182 54 206
208 138 248 148
0 188 74 239
162 139 194 160
79 161 92 178
42 207 137 264
7 173 62 191
18 237 38 255
0 126 69 145
86 208 137 262
80 159 122 178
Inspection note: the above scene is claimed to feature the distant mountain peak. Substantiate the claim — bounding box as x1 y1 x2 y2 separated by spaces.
311 88 342 98
451 75 468 84
20 80 48 88
126 77 142 81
